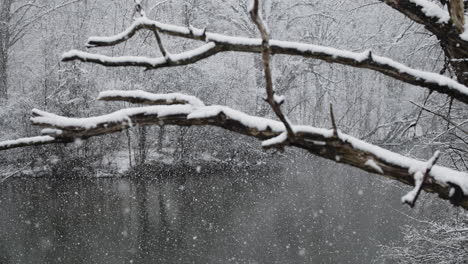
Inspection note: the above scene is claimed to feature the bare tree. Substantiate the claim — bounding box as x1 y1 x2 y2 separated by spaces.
0 0 79 100
1 0 468 210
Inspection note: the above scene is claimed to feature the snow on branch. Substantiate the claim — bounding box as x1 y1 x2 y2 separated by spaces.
97 90 205 107
1 91 468 209
0 136 60 151
402 150 440 207
62 42 218 70
62 17 468 104
407 0 450 23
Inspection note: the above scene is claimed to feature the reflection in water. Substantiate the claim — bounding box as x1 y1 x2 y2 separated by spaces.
0 158 417 263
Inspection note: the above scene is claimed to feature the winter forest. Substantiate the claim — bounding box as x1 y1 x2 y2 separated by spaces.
0 0 468 262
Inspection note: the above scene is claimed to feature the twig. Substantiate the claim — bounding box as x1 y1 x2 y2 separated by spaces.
410 100 467 134
153 30 170 61
329 103 338 137
402 150 440 207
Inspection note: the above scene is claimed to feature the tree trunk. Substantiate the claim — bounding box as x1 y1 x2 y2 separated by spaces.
0 51 7 100
0 0 12 100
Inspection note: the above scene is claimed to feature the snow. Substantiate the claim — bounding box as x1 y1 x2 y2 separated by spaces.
62 50 166 66
87 17 190 46
270 40 468 96
409 0 450 23
69 16 468 99
24 91 468 196
63 43 216 68
261 132 287 147
41 128 63 135
187 105 285 132
460 21 468 41
186 104 468 195
401 171 424 204
98 90 205 107
273 94 285 104
31 105 194 130
365 159 384 174
372 54 468 96
270 39 371 62
0 136 55 149
340 134 468 194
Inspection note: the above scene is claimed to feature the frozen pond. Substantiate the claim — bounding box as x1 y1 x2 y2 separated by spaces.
0 158 425 263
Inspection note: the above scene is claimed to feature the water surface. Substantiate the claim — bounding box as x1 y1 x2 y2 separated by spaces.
0 158 424 263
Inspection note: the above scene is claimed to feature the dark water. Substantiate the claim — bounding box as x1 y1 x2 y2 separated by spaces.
0 157 425 263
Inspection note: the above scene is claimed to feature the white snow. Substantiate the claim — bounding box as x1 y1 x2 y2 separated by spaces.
68 17 468 99
187 105 285 132
41 128 63 135
340 134 468 194
31 105 194 130
270 39 371 62
460 20 468 41
87 17 191 46
25 91 468 197
98 90 205 107
0 136 55 148
372 54 468 96
273 94 285 104
62 50 166 66
401 171 424 204
63 43 216 68
409 0 450 23
365 159 384 174
261 132 287 147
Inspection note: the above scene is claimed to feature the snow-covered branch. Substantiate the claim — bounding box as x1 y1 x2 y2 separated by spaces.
1 91 468 209
62 16 468 104
62 42 218 70
97 90 205 107
0 136 62 151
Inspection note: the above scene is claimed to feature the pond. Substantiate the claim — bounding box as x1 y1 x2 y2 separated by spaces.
0 157 432 263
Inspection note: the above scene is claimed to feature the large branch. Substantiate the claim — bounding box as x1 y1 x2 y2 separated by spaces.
381 0 468 85
61 17 468 104
381 0 463 37
1 91 468 209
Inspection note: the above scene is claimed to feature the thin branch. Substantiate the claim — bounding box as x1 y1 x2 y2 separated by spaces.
153 29 169 60
329 103 338 137
431 119 468 142
410 101 468 134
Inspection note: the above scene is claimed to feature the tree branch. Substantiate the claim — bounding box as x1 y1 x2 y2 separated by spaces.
249 0 295 140
97 90 205 106
61 17 468 104
1 91 468 209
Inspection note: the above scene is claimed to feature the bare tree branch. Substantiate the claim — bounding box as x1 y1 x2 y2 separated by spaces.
410 100 468 134
249 0 295 139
